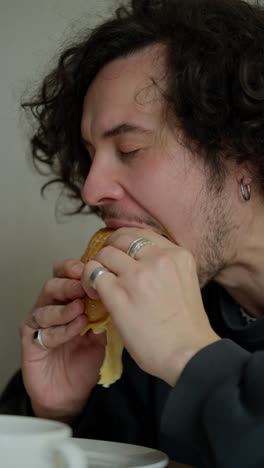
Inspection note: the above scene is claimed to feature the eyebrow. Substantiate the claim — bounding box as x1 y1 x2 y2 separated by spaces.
81 123 152 146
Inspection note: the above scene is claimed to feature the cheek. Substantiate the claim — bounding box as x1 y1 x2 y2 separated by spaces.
127 159 182 225
127 158 207 246
129 158 168 200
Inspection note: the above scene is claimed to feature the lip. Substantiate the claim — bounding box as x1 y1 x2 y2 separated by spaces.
104 219 152 230
103 218 172 239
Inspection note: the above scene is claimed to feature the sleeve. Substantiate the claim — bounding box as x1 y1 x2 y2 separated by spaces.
0 371 112 435
0 370 34 416
160 339 264 468
0 370 143 442
0 355 155 448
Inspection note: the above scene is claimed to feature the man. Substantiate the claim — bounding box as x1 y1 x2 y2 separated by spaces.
1 0 264 466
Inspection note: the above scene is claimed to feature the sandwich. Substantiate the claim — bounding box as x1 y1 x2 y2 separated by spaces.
80 228 124 387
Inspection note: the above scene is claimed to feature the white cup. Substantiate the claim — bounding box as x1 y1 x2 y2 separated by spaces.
0 415 87 468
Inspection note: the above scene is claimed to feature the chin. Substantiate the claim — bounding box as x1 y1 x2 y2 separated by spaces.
197 269 216 289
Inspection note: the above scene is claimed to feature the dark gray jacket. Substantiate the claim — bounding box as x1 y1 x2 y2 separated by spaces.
1 283 264 467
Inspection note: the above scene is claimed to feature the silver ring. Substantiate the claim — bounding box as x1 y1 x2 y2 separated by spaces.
127 238 154 259
31 310 40 330
89 266 108 290
33 329 48 350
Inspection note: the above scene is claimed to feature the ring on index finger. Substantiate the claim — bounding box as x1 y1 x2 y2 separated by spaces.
127 238 154 259
89 266 109 290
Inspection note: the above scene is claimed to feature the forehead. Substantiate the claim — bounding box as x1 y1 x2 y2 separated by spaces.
81 44 167 137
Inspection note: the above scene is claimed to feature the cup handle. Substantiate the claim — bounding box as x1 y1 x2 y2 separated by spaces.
54 440 87 468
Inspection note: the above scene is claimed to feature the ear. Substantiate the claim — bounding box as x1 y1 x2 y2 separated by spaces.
234 162 254 186
232 162 254 202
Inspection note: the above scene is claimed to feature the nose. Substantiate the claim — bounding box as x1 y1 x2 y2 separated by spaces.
82 154 125 207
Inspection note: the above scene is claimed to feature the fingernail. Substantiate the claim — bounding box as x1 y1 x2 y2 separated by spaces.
72 263 84 275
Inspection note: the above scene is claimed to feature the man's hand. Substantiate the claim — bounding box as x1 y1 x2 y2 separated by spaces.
20 259 106 421
82 228 220 386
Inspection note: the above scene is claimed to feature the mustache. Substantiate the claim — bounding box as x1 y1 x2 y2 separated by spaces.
99 206 162 230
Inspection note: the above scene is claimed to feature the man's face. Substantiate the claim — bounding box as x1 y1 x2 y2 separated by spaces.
81 45 237 286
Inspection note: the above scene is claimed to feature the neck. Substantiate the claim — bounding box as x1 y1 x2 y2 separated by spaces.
215 203 264 318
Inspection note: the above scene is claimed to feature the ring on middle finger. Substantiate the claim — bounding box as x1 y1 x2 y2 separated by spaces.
127 238 154 259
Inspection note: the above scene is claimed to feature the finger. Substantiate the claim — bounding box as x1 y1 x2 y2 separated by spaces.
26 299 85 330
81 260 117 294
83 244 163 291
31 314 89 350
38 278 86 306
82 260 127 319
105 227 174 254
53 259 85 279
95 242 166 276
95 245 136 275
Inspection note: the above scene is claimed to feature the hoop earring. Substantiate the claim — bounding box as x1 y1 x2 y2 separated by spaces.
240 178 251 201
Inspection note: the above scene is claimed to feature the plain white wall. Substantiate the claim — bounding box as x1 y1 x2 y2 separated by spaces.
0 0 116 392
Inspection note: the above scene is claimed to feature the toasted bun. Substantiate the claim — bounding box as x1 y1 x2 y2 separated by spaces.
80 228 123 387
81 228 114 263
81 228 114 324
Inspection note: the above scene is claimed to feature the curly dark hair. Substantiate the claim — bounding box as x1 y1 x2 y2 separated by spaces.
23 0 264 214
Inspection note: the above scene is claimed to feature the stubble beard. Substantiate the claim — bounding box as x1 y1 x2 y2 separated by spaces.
196 194 239 289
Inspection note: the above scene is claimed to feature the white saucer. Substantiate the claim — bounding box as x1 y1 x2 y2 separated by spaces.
73 438 169 468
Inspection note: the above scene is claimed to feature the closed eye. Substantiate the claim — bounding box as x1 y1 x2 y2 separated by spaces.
118 149 140 158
